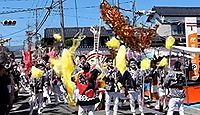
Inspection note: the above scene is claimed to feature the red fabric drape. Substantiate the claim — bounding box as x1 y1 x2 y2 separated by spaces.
22 50 32 75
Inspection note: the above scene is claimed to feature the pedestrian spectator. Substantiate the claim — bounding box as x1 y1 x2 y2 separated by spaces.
43 63 52 106
52 74 61 103
165 61 186 115
29 64 45 115
0 64 11 115
149 60 159 101
11 64 20 100
155 67 168 112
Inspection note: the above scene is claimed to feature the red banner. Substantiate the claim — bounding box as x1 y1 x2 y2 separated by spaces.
22 51 32 75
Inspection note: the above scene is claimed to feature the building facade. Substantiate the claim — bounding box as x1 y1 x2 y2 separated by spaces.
147 6 200 79
43 26 114 55
147 6 200 46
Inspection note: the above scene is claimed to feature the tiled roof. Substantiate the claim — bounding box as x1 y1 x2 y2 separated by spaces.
44 26 113 38
153 6 200 16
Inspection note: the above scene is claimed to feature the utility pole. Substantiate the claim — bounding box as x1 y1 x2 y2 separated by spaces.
132 0 136 25
58 0 65 48
75 0 79 27
35 9 38 34
35 9 39 44
117 0 119 7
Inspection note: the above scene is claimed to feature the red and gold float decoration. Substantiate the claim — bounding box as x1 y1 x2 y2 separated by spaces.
100 0 158 52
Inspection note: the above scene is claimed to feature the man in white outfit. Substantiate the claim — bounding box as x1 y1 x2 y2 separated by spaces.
103 58 122 115
122 58 144 115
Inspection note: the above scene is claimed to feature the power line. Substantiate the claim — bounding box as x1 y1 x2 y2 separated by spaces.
36 0 56 29
35 0 68 34
0 1 131 14
14 16 35 19
35 0 40 7
74 0 79 27
38 0 51 24
0 7 51 15
0 0 68 40
62 1 131 10
0 0 29 2
2 27 30 37
2 7 24 10
28 0 36 28
50 13 99 20
63 5 98 10
0 0 61 15
35 0 51 33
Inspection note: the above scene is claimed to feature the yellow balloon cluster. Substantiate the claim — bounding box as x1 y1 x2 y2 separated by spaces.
158 57 168 67
53 58 63 76
31 66 44 79
165 36 175 49
106 36 120 49
53 33 62 42
140 58 151 70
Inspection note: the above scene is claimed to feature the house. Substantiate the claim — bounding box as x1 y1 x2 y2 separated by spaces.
147 6 200 46
44 26 113 47
43 26 114 55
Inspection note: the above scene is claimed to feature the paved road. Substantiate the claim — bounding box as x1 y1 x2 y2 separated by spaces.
10 92 200 115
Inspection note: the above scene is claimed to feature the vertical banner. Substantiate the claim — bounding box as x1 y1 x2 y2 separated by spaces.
185 17 199 79
90 27 100 65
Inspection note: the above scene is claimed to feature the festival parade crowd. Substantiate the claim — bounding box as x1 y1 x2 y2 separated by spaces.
0 45 187 115
0 1 191 115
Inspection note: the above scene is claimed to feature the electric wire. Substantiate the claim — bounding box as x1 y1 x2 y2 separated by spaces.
1 0 63 37
2 27 31 37
0 1 130 15
35 0 68 34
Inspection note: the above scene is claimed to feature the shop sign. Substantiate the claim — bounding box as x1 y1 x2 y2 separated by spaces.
185 17 199 79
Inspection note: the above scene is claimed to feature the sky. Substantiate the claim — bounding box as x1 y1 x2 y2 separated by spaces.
0 0 200 46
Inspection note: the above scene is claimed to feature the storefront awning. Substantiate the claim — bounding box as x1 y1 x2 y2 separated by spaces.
172 46 200 54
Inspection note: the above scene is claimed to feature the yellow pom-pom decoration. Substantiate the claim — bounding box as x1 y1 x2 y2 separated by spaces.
116 45 127 74
165 36 175 49
141 58 151 70
31 66 44 79
49 57 58 67
53 33 62 42
53 58 63 76
106 36 120 49
158 57 168 67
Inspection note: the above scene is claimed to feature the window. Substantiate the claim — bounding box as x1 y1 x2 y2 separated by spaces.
171 23 185 35
80 37 94 47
